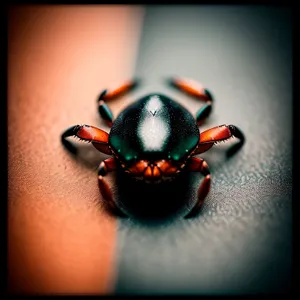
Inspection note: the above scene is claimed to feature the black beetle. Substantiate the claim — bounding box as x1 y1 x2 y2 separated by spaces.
62 78 245 218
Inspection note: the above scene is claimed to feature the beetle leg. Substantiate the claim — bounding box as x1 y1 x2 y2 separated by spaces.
193 124 245 157
98 158 127 217
195 103 212 126
167 77 213 126
99 79 139 102
184 157 211 218
98 94 114 128
61 124 112 155
97 79 139 127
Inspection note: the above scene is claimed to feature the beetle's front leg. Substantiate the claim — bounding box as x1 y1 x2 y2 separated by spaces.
184 157 211 218
168 77 213 126
98 158 127 217
97 79 139 127
61 124 112 155
193 124 245 157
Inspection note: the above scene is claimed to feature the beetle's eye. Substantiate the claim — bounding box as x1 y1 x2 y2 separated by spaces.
125 155 132 161
124 154 138 162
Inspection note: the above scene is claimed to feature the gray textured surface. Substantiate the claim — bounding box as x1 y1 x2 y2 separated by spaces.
115 6 292 294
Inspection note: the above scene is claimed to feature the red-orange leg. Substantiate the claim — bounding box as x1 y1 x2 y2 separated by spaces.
97 79 139 127
184 157 211 218
98 158 127 217
168 77 213 126
61 124 111 155
194 124 245 156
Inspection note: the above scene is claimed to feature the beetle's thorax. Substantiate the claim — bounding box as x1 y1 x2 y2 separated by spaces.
108 93 200 182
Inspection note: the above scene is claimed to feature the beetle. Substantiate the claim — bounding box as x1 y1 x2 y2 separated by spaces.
62 77 245 218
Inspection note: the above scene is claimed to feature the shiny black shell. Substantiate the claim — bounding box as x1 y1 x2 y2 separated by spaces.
109 94 200 163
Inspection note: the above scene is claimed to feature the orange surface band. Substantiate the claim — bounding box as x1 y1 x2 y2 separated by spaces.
8 5 144 295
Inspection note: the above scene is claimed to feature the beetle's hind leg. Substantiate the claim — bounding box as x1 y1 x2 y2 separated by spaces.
97 79 139 127
167 77 213 126
98 158 128 217
184 157 211 218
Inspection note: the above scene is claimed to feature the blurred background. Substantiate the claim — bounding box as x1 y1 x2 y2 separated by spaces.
8 5 292 295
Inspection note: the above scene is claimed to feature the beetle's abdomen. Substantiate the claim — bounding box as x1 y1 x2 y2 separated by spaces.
109 94 199 162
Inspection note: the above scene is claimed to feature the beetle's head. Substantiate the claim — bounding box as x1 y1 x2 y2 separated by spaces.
109 135 196 183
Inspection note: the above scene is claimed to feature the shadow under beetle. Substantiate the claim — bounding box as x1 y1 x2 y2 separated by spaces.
62 78 245 218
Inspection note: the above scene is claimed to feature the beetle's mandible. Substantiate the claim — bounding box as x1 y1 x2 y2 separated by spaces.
62 78 245 218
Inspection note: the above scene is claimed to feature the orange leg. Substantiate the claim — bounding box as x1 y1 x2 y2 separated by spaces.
97 79 139 127
61 124 111 155
98 158 127 217
168 77 213 126
185 157 211 218
194 124 245 156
